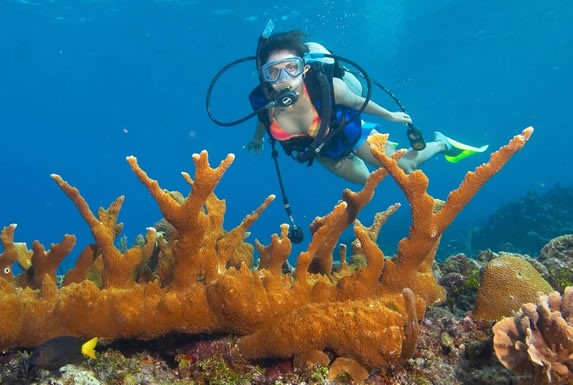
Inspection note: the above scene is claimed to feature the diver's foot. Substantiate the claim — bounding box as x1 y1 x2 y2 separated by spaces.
433 131 489 163
434 131 457 156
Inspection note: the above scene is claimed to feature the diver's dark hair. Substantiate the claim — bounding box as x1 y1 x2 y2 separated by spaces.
259 30 310 64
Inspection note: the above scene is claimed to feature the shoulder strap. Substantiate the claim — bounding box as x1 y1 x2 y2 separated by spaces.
295 62 338 165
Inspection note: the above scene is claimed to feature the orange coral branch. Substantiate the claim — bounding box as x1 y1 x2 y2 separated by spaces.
63 243 98 286
0 224 19 281
233 297 405 369
309 166 388 274
338 243 347 269
436 127 534 231
28 234 76 289
217 194 275 271
294 201 348 282
352 203 401 256
334 222 385 301
51 174 155 289
368 127 534 306
127 152 234 288
400 287 419 359
256 224 292 275
367 134 445 303
0 127 533 373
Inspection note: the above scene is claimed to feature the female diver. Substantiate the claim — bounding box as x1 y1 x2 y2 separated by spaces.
245 30 487 185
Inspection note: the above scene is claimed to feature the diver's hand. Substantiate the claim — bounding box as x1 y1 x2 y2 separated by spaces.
243 139 264 154
389 111 412 124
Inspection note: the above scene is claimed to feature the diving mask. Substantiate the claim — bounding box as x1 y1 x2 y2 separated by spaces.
261 57 305 83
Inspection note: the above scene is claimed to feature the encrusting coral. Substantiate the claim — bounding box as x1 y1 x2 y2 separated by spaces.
0 128 533 373
492 287 573 385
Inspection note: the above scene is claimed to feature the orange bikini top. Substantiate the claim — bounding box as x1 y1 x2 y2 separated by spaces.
269 85 322 141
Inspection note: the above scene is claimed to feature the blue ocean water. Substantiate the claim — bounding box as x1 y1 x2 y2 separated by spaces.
1 0 571 271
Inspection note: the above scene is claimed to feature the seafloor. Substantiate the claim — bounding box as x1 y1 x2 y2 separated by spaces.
0 307 518 385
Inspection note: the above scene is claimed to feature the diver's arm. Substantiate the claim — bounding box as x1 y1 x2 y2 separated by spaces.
253 120 267 141
243 120 266 154
333 78 412 124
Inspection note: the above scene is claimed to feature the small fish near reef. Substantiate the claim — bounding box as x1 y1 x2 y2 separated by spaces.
29 336 98 371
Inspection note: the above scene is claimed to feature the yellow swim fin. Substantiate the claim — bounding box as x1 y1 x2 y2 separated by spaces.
81 337 98 359
434 131 489 163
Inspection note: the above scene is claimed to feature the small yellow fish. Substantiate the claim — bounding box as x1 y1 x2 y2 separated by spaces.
30 336 98 371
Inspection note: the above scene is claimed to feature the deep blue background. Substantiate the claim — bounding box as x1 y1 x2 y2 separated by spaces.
1 0 571 271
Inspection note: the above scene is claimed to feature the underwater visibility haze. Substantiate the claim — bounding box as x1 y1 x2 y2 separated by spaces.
3 1 573 384
1 0 572 270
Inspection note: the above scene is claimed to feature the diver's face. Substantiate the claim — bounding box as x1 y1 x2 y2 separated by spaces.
264 50 305 92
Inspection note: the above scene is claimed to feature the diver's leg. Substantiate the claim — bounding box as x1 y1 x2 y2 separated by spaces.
354 128 446 174
354 129 397 167
316 154 370 185
396 142 447 172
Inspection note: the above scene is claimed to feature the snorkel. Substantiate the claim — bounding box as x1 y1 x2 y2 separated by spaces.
256 20 278 100
255 19 275 74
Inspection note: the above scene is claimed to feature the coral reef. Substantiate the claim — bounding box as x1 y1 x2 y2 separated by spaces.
438 253 481 315
0 128 533 375
538 234 573 292
492 287 573 385
0 312 530 385
471 184 573 256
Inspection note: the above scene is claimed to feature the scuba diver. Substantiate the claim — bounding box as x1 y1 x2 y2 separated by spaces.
207 22 488 243
244 29 488 185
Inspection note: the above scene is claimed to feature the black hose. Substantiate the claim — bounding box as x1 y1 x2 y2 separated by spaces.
345 69 426 150
205 56 262 126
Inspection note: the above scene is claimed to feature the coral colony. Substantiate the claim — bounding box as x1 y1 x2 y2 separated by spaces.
4 128 561 380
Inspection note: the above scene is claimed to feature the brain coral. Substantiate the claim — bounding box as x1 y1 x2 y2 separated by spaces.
474 254 553 320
